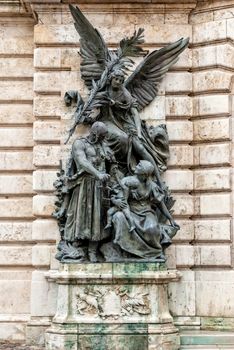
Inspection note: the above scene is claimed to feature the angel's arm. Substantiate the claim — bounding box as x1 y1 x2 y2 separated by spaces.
131 107 142 138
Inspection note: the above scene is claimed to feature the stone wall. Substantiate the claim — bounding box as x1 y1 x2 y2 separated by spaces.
0 0 233 345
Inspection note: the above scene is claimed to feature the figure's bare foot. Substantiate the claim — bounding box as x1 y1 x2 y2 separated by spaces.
88 251 98 263
129 225 135 232
104 223 112 230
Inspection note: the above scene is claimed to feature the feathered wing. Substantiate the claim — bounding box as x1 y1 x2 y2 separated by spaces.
124 38 189 110
69 5 110 89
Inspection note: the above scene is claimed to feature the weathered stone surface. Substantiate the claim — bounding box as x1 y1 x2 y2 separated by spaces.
173 194 194 216
0 81 33 101
0 128 33 147
33 121 61 142
166 96 192 117
33 146 61 167
196 271 234 317
196 193 231 216
166 121 193 141
165 72 192 93
194 118 230 141
0 198 33 218
0 222 32 242
34 47 81 70
173 220 194 241
34 23 191 45
0 58 33 78
0 175 33 195
194 143 231 166
195 245 231 266
0 323 26 342
0 24 33 54
32 219 58 241
140 96 165 120
193 95 230 116
176 245 194 267
194 168 231 191
193 70 233 93
169 270 195 316
168 145 193 167
227 18 234 40
0 246 31 266
33 195 55 217
0 104 33 124
30 271 57 317
214 7 234 20
193 43 234 68
163 170 193 191
0 277 31 313
32 245 52 266
0 151 33 171
33 170 57 192
194 219 231 241
193 20 227 43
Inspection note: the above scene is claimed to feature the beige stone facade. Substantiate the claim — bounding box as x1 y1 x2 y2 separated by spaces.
0 0 233 346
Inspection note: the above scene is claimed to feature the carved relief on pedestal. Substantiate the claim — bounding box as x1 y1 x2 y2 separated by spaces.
76 286 151 319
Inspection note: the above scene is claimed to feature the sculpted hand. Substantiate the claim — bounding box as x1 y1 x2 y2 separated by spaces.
113 199 127 210
170 219 180 229
98 173 110 183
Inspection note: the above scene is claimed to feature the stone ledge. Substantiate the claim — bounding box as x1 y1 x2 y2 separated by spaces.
45 263 181 284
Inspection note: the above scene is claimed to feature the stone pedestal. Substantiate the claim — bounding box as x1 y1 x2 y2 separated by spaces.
45 263 181 350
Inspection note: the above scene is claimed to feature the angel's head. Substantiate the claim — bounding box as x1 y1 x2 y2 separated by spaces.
109 69 125 89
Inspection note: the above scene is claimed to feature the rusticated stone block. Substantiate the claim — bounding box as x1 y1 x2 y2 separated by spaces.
0 58 33 78
33 145 61 167
176 245 194 267
172 194 194 217
196 193 231 216
162 170 193 191
33 121 61 142
214 7 234 20
0 278 31 314
0 323 26 342
143 24 191 44
0 246 31 266
140 96 165 120
0 175 33 195
0 127 33 147
0 104 33 124
194 143 231 166
32 219 58 241
194 168 231 191
165 72 192 93
0 81 33 101
173 220 194 241
0 151 33 171
0 198 33 218
0 24 33 54
30 271 57 317
34 47 81 70
33 195 56 217
196 271 234 317
193 44 234 69
193 95 229 116
166 121 193 142
194 118 230 141
193 20 226 43
227 18 234 40
168 270 195 316
166 96 192 117
194 219 231 241
34 95 66 117
168 145 193 167
195 245 231 266
32 244 52 266
0 222 32 242
33 170 57 192
193 70 233 93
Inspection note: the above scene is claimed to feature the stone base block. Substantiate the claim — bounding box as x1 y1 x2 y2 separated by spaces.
45 263 181 350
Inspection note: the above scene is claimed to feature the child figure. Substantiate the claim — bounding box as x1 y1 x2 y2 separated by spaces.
105 176 139 232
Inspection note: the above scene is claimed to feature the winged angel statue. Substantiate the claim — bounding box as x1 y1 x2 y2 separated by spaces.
54 5 189 263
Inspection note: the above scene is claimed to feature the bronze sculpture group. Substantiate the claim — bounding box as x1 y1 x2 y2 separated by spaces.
54 5 189 263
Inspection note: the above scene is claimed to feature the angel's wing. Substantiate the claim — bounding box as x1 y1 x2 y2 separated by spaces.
124 38 189 110
69 5 110 89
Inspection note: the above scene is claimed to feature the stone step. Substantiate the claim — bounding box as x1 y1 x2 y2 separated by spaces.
180 331 234 347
